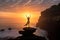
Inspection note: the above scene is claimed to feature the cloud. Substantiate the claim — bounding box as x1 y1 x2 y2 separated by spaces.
0 0 60 12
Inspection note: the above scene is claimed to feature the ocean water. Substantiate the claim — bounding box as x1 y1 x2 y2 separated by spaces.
0 27 47 38
0 29 21 38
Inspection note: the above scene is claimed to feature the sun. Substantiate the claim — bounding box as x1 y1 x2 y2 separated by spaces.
22 12 32 18
25 13 31 18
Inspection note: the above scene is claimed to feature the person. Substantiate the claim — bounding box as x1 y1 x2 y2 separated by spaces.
24 16 30 27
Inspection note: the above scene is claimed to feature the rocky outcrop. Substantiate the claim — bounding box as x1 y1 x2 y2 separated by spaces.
36 3 60 40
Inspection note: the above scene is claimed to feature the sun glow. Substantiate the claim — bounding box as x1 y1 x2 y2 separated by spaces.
22 12 31 18
18 12 39 27
26 13 31 18
18 12 31 18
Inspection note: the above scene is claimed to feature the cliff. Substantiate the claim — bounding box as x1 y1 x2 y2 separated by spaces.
36 3 60 40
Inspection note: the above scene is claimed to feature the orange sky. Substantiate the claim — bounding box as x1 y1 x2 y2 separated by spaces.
0 6 41 28
0 3 53 29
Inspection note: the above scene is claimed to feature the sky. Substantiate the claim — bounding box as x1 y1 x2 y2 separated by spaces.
0 0 60 29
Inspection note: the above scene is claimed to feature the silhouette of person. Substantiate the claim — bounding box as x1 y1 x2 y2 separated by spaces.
14 27 46 40
24 16 30 27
